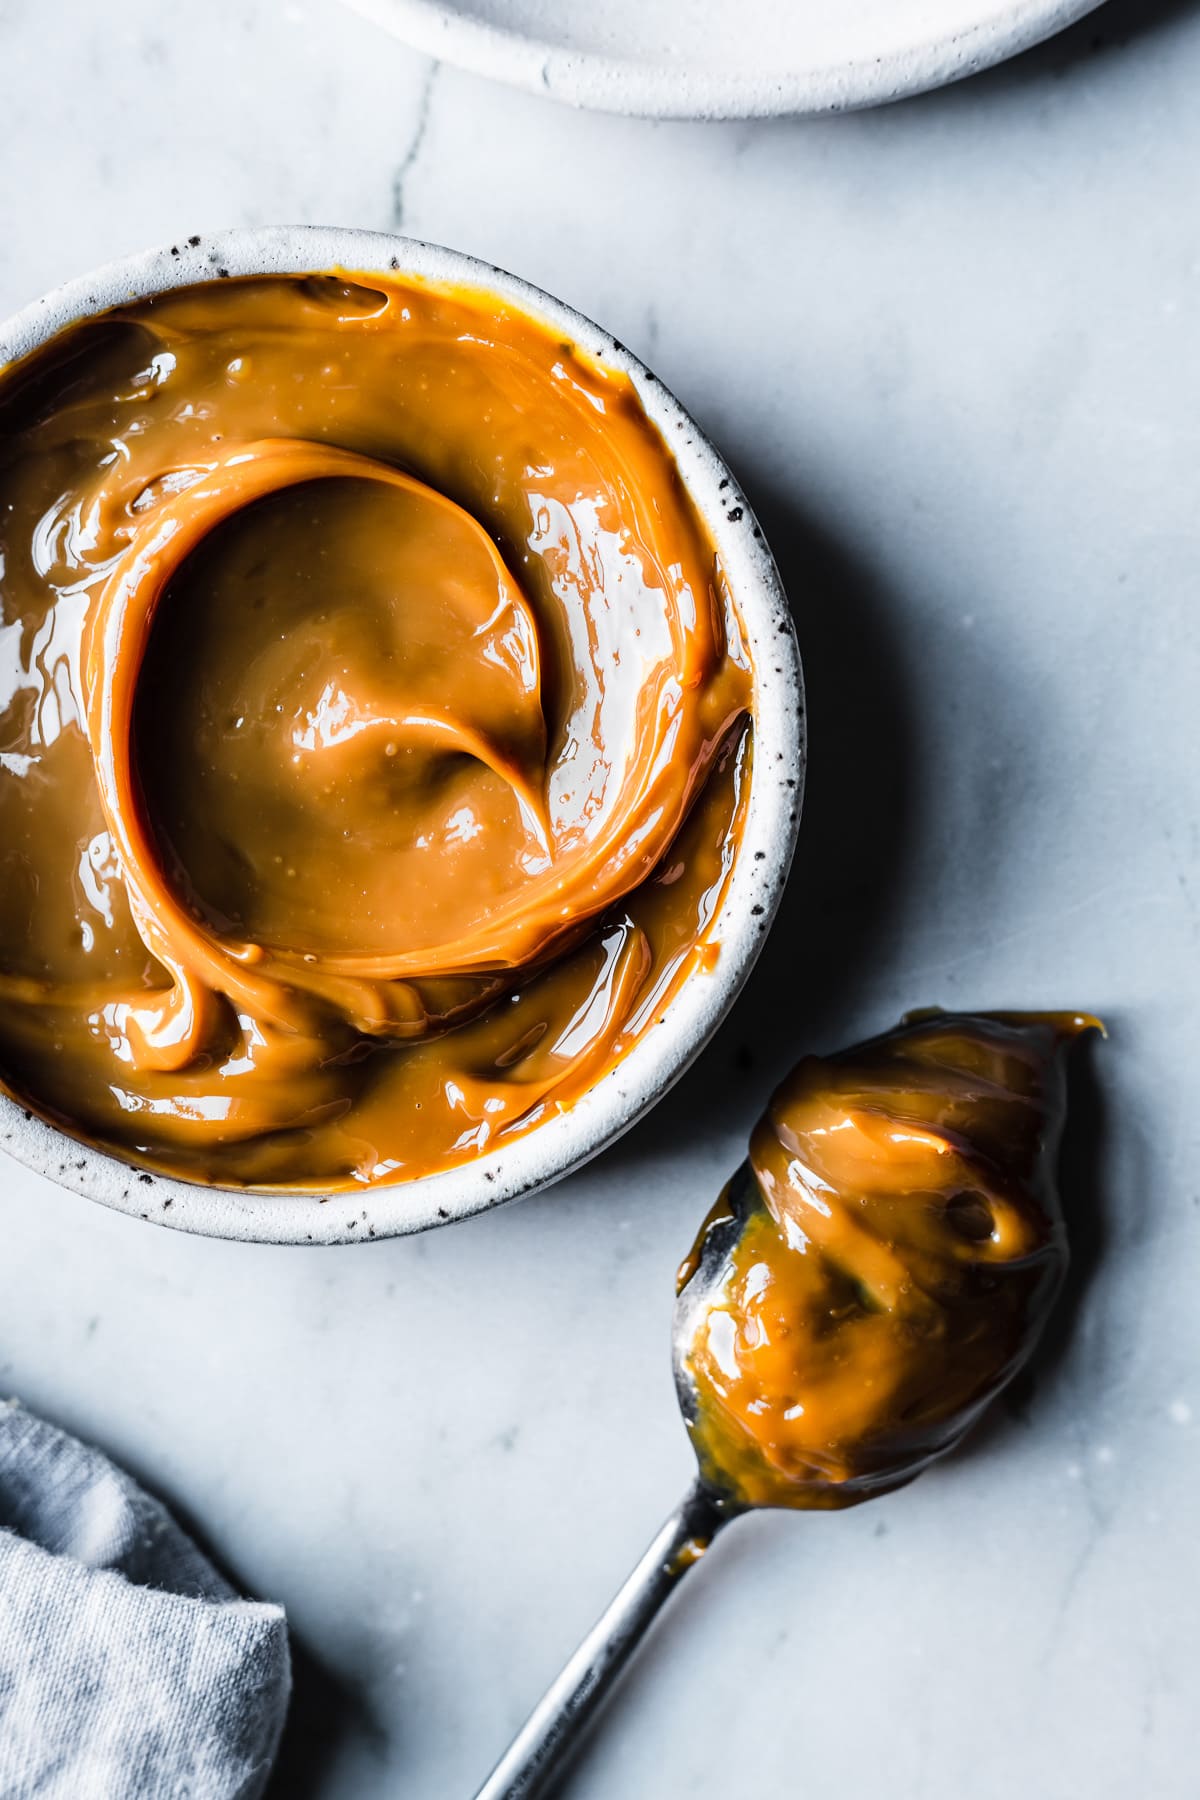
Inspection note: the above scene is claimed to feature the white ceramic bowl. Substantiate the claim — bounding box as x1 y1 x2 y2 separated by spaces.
0 227 804 1243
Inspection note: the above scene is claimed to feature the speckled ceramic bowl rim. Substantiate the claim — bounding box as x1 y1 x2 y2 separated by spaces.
0 225 804 1244
340 0 1103 120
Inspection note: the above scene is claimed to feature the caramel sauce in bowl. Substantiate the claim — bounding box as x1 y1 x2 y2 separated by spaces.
0 228 803 1242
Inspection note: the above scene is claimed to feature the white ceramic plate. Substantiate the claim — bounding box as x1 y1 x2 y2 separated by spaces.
341 0 1105 117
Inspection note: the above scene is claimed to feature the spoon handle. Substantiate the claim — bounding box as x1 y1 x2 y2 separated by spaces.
472 1482 728 1800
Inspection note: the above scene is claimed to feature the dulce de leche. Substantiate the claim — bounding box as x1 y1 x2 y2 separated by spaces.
677 1011 1101 1509
0 273 754 1190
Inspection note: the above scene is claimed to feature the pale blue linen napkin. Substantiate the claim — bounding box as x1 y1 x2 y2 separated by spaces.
0 1400 290 1798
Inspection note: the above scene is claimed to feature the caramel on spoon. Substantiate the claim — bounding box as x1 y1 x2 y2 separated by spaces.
473 1009 1101 1799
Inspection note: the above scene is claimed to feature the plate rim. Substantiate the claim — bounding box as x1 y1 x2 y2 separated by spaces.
341 0 1105 118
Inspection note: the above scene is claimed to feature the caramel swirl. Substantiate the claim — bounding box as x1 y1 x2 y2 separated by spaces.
678 1011 1101 1509
0 273 753 1189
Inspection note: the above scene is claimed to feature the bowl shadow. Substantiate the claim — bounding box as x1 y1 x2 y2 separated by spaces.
604 475 922 1163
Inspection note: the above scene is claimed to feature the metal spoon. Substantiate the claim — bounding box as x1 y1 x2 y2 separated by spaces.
472 1004 1090 1799
470 1160 774 1800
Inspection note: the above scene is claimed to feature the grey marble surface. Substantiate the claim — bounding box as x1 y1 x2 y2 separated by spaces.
1 2 1198 1795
